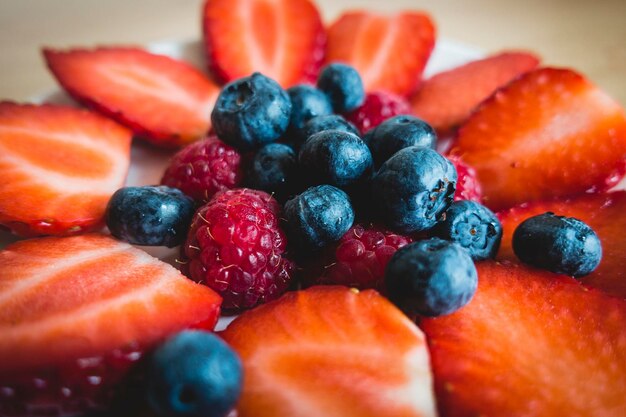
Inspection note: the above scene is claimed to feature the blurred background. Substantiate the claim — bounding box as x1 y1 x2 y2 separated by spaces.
1 0 625 105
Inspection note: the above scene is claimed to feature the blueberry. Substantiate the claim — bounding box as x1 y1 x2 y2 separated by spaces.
432 200 502 260
283 185 354 251
512 212 602 277
287 84 333 134
105 186 195 247
363 115 437 167
385 238 478 317
317 63 365 113
246 143 299 200
146 330 243 417
372 147 457 233
297 114 359 148
211 72 291 151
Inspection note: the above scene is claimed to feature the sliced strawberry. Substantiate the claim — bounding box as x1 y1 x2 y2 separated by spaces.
497 191 626 298
44 47 220 147
449 68 626 211
221 286 436 417
420 261 626 417
326 11 435 96
0 102 131 237
203 0 326 87
0 234 221 416
411 51 540 133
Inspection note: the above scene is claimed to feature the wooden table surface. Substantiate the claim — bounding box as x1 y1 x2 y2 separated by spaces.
1 0 625 105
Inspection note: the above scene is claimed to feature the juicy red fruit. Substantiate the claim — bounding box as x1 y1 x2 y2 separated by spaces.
447 155 483 202
344 91 411 134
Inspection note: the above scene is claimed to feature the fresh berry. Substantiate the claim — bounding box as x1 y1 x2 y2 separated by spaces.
202 0 326 87
0 102 131 237
146 330 243 417
161 135 242 203
283 185 355 252
512 212 602 277
181 189 294 310
0 234 222 417
221 286 437 417
431 200 502 260
449 68 626 211
363 115 437 167
411 51 540 133
386 238 477 317
297 114 359 148
44 47 219 147
316 63 365 113
211 73 292 151
105 186 195 248
344 91 412 134
303 224 413 290
372 147 456 233
245 143 299 200
326 11 436 96
497 191 626 298
446 154 483 202
419 261 626 417
298 130 373 188
286 84 333 134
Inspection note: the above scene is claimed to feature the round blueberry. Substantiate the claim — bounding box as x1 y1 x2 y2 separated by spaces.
284 185 354 251
246 143 299 200
146 330 243 417
299 130 373 188
211 72 292 151
105 186 195 247
287 84 333 134
386 238 478 317
432 200 502 260
317 63 365 113
372 147 457 234
363 115 437 167
512 212 602 277
299 114 359 145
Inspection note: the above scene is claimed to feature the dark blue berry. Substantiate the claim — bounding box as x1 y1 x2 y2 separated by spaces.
211 72 291 151
105 186 194 247
317 63 365 113
298 114 359 147
246 143 299 200
146 330 243 417
363 115 437 167
286 84 333 135
512 212 602 277
299 130 373 188
372 147 457 234
283 185 354 251
432 200 502 260
385 238 478 317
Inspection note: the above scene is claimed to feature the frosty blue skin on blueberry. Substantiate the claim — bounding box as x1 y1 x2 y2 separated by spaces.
372 147 457 234
211 72 292 151
317 63 365 113
246 143 298 200
363 115 437 167
286 84 333 134
298 114 360 147
432 200 502 260
298 130 373 188
512 212 602 277
105 185 195 248
146 330 243 417
283 185 354 251
385 238 478 317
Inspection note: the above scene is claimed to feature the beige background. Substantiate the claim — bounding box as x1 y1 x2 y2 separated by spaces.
1 0 625 105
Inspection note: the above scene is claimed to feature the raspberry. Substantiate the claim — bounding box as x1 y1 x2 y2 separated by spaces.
447 154 483 202
161 135 242 203
303 224 413 291
344 91 411 134
181 189 294 310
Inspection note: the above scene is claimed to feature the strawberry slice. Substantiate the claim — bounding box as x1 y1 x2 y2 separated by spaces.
411 51 540 133
44 47 220 147
326 11 435 96
203 0 326 87
420 261 626 417
449 68 626 211
0 234 221 416
497 191 626 298
0 102 131 237
221 286 436 417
